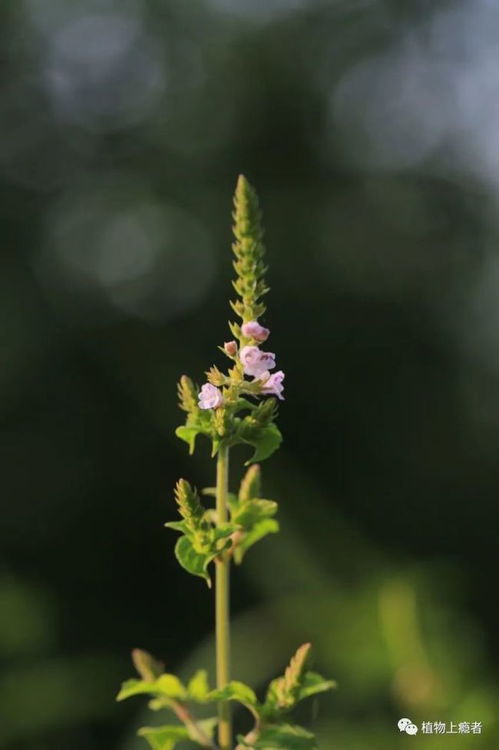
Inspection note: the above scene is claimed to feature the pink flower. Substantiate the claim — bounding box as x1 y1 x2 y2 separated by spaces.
261 370 285 400
241 320 270 342
240 345 276 378
224 340 237 357
198 383 223 410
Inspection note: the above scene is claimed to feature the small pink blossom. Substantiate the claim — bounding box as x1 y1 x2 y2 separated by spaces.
241 320 270 342
240 345 276 378
198 383 223 410
224 340 237 357
261 370 285 400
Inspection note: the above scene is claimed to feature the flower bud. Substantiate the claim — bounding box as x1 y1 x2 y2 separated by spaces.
242 320 270 342
224 340 238 357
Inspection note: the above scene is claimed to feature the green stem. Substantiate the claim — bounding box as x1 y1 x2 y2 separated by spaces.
216 443 232 749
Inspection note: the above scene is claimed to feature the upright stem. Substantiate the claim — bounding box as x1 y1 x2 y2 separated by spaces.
216 443 231 749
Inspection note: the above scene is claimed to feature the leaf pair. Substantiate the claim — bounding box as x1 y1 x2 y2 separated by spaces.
117 659 216 750
201 464 279 565
117 669 208 703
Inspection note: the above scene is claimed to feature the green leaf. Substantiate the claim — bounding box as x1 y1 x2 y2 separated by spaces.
297 671 336 701
116 673 187 703
138 724 189 750
176 423 212 454
174 536 215 586
116 678 155 702
163 521 188 533
208 680 259 716
175 426 200 454
241 724 317 749
187 669 210 701
242 424 282 464
155 674 187 699
234 519 279 564
232 499 278 527
213 523 237 541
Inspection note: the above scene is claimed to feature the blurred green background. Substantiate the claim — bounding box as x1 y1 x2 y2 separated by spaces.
2 0 499 748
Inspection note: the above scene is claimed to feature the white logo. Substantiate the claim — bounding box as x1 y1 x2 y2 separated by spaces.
398 718 419 735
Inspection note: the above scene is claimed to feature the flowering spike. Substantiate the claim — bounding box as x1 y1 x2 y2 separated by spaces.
177 375 198 413
274 643 312 709
231 175 268 328
174 479 205 531
283 644 311 695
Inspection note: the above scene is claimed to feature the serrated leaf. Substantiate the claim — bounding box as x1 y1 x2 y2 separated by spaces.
243 424 282 464
174 536 215 586
297 671 336 701
208 680 259 716
175 426 201 454
116 674 185 703
164 521 188 533
187 669 210 701
234 519 279 564
251 724 317 749
155 674 187 699
232 499 278 527
116 678 156 702
138 724 189 750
